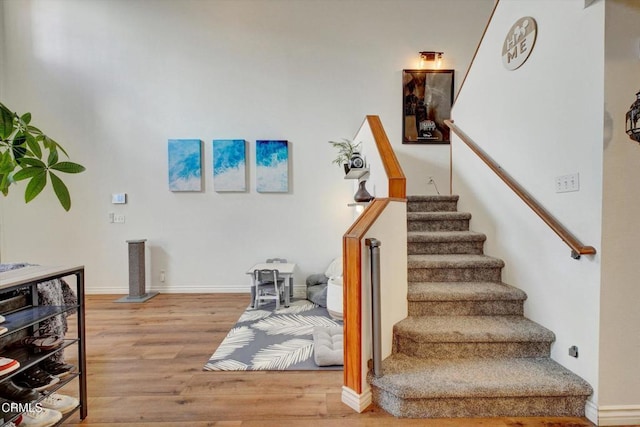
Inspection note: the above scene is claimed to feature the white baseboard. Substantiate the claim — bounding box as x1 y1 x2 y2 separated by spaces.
585 400 598 425
86 285 249 294
87 284 307 295
341 385 372 413
596 404 640 426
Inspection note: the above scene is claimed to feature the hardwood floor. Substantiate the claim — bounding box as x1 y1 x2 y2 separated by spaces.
59 293 601 426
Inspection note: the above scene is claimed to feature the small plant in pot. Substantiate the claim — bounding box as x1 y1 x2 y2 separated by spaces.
328 138 362 174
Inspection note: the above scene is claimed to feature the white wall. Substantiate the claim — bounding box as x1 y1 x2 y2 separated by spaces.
451 0 604 410
0 0 493 294
600 0 640 416
0 1 4 99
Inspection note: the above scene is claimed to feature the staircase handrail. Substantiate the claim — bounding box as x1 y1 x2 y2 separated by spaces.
363 115 406 199
343 198 389 395
445 119 596 259
366 237 382 378
342 116 407 408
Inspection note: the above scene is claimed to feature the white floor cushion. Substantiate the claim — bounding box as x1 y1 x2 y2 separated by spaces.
313 326 343 366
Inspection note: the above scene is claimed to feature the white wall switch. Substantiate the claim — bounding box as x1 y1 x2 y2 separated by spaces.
555 173 580 193
112 193 127 204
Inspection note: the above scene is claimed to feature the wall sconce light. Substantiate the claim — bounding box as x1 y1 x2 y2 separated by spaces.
419 51 443 69
626 90 640 143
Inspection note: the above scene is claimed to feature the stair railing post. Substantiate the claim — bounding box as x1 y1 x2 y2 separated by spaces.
366 237 382 378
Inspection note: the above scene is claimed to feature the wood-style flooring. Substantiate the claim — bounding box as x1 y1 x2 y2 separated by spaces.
59 293 602 426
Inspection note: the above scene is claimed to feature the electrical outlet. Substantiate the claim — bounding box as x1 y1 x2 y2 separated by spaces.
555 173 580 193
113 214 125 223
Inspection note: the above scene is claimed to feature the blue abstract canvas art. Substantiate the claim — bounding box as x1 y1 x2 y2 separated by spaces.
256 140 288 193
168 139 202 191
213 139 246 192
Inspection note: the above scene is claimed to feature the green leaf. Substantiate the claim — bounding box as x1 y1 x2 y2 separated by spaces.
48 148 59 166
50 171 71 211
20 112 32 125
25 133 42 159
43 136 69 157
0 173 9 195
13 166 45 181
18 157 47 168
24 170 47 203
0 105 13 140
27 125 43 135
0 151 16 174
12 134 27 160
49 161 86 174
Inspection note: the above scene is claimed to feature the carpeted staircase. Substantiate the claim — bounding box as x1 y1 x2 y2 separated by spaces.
368 195 593 418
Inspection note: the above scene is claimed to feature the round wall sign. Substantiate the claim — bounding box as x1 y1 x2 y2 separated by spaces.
502 17 537 71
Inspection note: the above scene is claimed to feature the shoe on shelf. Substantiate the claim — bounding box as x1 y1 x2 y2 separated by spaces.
13 367 60 392
19 407 62 427
40 392 79 414
0 381 40 403
4 414 22 427
0 357 20 376
11 335 63 352
39 360 76 378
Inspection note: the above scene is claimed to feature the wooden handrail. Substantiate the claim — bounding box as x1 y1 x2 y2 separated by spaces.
342 116 406 404
445 119 596 259
343 198 390 395
365 115 406 199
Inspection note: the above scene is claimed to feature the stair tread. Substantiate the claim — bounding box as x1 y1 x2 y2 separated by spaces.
395 315 555 342
408 282 527 302
408 212 471 220
408 254 505 268
407 231 486 242
370 355 593 399
407 195 459 202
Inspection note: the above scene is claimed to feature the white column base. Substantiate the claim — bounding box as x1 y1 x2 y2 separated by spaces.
341 385 372 413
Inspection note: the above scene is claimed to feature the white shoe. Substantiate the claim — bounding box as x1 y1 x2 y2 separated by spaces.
20 407 62 427
0 357 20 376
40 392 79 414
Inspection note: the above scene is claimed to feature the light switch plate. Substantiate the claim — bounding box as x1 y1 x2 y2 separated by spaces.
555 173 580 193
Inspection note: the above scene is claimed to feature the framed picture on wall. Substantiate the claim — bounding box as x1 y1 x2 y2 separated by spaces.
402 69 454 144
256 140 289 193
168 139 203 191
213 139 247 192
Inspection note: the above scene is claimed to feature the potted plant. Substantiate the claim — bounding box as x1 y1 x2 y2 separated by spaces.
328 138 362 174
0 102 85 211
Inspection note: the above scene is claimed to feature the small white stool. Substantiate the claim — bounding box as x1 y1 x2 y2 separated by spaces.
326 276 343 321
